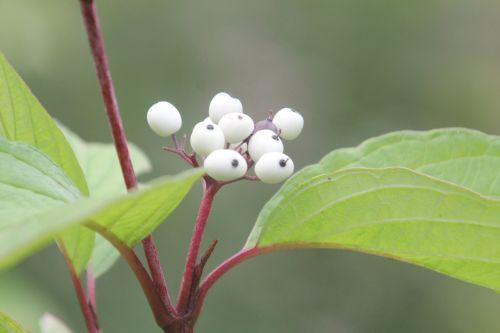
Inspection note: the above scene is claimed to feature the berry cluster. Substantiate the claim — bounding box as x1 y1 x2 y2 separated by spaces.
147 92 304 184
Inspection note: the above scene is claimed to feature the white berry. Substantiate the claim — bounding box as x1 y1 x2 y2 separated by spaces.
218 113 254 144
255 152 294 184
204 149 248 181
209 92 243 123
203 117 215 125
272 108 304 140
248 129 284 162
147 101 182 137
190 122 225 156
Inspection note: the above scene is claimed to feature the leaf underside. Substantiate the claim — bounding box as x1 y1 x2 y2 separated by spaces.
60 123 152 277
0 136 202 270
0 53 92 273
248 129 500 292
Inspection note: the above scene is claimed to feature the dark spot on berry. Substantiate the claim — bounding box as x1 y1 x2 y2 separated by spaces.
238 115 243 120
279 159 287 167
231 159 239 168
272 135 280 141
206 124 214 130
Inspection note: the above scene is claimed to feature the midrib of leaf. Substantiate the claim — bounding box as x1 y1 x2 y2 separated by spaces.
260 177 500 245
0 53 88 195
287 128 500 197
0 151 77 200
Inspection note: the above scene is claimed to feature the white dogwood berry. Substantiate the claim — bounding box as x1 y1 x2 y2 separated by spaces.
255 152 294 184
272 108 304 140
203 117 215 125
204 149 248 181
218 113 254 144
190 122 225 156
209 92 243 123
248 129 284 162
147 101 182 137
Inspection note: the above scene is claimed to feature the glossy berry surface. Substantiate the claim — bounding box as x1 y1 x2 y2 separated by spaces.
272 108 304 140
248 129 284 162
190 122 225 156
255 152 294 184
218 113 254 144
147 101 182 137
204 149 248 181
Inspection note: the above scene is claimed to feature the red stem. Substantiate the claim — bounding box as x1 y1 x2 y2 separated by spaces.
79 0 174 320
191 247 260 319
88 223 173 327
79 0 136 189
176 182 219 314
61 246 100 333
86 268 97 310
143 235 177 315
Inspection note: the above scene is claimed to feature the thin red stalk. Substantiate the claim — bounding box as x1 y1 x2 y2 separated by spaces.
176 182 219 314
79 0 174 318
143 236 177 315
79 0 136 189
86 268 97 310
190 248 260 319
88 223 173 327
61 246 100 333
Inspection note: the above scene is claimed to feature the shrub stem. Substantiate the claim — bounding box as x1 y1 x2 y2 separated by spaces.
61 246 100 333
176 180 219 314
78 0 174 323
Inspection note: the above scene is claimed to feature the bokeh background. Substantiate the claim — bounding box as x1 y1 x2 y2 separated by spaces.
1 0 500 332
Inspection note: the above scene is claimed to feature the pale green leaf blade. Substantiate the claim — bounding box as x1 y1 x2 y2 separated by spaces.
0 138 81 220
59 123 151 198
247 167 500 292
89 234 121 278
285 128 500 197
0 312 28 333
59 123 152 277
0 53 93 273
39 314 73 333
0 168 202 270
0 53 87 195
87 169 202 247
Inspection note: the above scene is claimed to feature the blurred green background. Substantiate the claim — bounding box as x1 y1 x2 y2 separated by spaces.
1 0 500 332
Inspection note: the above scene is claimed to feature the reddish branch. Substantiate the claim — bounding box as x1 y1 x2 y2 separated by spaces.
61 246 100 333
79 1 267 331
176 181 219 314
88 223 173 327
191 248 260 319
79 0 175 325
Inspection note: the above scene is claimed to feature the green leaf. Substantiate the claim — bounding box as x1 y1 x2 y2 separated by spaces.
0 138 87 269
89 234 122 278
0 312 28 333
0 53 87 195
0 53 93 274
247 167 500 292
249 129 500 291
0 138 81 221
59 123 152 277
59 123 151 198
39 314 73 333
285 128 500 197
0 161 202 270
